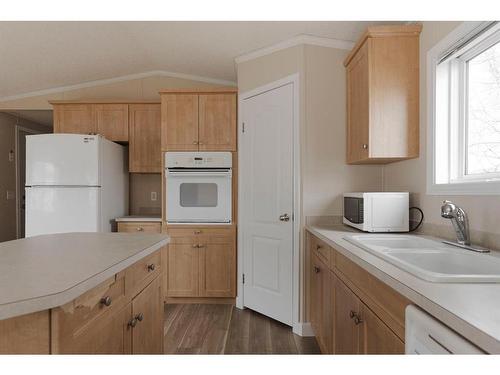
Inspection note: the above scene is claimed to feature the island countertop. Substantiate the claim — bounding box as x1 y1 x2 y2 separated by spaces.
0 232 169 320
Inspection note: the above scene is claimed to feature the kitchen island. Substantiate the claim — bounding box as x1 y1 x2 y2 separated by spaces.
0 232 169 354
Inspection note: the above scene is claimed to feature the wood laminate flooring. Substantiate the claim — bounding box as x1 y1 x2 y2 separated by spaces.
164 304 321 354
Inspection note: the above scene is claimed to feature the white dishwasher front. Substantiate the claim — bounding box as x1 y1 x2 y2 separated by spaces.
405 305 484 354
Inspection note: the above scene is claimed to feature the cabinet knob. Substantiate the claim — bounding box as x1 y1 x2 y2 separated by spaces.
197 244 205 248
194 230 202 234
128 318 138 328
313 266 320 274
198 141 204 145
362 144 368 149
354 315 363 325
193 140 198 145
136 227 144 232
147 263 156 272
135 313 144 322
349 310 356 319
192 244 199 248
316 244 322 250
100 296 112 307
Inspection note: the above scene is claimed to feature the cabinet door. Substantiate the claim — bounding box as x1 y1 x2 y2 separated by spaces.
346 42 370 164
131 277 163 354
198 234 236 297
54 303 132 354
166 243 199 297
321 269 334 354
129 104 161 173
359 303 404 354
334 279 361 354
309 253 322 347
94 104 129 141
53 104 95 134
199 94 236 151
161 94 199 151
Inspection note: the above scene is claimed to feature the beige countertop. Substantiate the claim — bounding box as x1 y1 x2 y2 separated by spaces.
306 224 500 354
0 232 169 320
115 216 162 222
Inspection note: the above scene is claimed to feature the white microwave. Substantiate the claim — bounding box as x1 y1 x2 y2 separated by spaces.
343 192 409 232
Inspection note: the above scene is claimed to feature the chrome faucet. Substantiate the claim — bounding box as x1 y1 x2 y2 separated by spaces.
440 200 471 246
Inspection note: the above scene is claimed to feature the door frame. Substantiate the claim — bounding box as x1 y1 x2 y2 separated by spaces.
15 125 41 238
236 73 302 335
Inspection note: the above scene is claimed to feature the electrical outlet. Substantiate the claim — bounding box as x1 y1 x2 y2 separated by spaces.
8 150 14 162
150 191 157 201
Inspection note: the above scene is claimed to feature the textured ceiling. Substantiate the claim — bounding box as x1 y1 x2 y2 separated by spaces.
0 21 396 99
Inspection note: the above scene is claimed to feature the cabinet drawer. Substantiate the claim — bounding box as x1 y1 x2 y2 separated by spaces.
167 226 235 244
311 236 332 267
52 273 126 341
118 222 161 234
125 250 161 297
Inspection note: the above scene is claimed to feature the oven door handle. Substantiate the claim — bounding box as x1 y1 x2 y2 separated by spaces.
166 171 232 178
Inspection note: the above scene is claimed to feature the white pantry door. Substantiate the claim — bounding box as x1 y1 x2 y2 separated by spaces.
240 83 294 325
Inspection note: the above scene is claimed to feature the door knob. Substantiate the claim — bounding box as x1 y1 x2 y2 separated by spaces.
279 213 290 222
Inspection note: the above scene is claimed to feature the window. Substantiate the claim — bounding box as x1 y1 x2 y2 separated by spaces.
429 22 500 194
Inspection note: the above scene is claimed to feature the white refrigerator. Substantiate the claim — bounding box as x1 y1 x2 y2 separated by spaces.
25 134 128 237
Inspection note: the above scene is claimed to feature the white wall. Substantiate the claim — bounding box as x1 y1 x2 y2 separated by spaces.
383 21 500 237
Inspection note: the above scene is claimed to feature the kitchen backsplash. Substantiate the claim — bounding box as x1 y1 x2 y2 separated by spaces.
305 215 500 252
129 173 161 216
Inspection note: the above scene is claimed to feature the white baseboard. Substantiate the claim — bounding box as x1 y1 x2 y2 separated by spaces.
293 322 315 337
235 295 244 310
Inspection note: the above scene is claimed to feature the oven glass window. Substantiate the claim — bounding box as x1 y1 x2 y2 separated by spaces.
180 183 218 207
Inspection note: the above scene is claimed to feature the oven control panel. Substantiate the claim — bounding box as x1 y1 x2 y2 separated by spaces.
165 152 232 168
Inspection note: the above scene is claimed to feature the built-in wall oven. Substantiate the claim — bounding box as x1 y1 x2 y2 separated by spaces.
165 152 232 224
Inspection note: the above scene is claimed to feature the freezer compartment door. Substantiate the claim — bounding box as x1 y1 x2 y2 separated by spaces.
26 134 100 186
25 186 100 237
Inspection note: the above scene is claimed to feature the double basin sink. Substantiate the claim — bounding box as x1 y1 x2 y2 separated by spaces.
344 234 500 283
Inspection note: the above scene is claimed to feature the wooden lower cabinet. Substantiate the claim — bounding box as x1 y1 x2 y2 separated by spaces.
334 278 361 354
359 303 404 354
310 252 334 354
308 231 407 355
166 242 199 297
165 226 236 299
131 276 163 354
1 249 165 354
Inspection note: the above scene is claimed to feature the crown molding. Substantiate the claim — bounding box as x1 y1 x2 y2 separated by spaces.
235 34 355 64
0 70 236 103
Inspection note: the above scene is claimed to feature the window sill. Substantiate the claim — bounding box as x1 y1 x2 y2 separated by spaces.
427 180 500 195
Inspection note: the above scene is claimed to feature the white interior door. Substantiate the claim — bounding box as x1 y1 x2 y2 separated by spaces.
240 83 294 326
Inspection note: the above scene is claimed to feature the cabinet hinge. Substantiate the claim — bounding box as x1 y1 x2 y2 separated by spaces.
242 122 245 133
242 274 245 284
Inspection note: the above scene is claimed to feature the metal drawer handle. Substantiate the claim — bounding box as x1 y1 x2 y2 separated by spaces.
316 244 322 250
135 313 144 322
147 263 156 272
313 266 320 274
136 227 144 232
349 310 356 319
197 244 205 248
128 318 137 328
194 230 202 234
100 296 112 307
192 244 199 248
193 140 198 145
354 315 363 325
362 144 368 149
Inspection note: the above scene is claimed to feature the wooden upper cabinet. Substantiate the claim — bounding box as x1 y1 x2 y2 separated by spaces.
161 94 199 151
199 94 237 151
344 24 421 164
160 89 237 152
93 104 129 142
129 104 161 173
53 104 95 135
53 103 128 142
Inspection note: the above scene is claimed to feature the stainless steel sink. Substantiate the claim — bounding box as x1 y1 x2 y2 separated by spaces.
344 234 500 283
